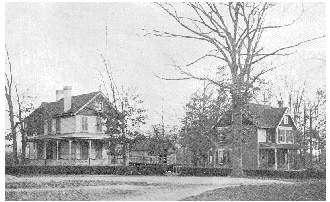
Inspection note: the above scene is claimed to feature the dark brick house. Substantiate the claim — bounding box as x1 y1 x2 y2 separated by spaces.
208 102 306 170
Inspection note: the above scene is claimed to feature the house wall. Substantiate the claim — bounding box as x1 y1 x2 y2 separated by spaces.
257 129 267 142
242 126 259 170
75 115 104 134
60 116 75 134
88 116 97 133
75 115 81 133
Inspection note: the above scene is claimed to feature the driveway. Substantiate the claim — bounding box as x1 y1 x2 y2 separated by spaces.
6 175 293 201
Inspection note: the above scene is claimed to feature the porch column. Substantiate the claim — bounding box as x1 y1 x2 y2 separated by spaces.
274 148 278 170
213 150 216 168
69 140 72 160
88 140 92 159
34 142 38 159
287 150 290 170
56 141 59 160
257 150 260 168
43 141 47 159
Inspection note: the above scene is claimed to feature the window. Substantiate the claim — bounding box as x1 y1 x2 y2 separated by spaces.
81 117 88 131
278 129 285 143
284 116 289 125
56 118 60 133
44 120 48 135
95 102 103 111
52 119 56 134
278 129 294 143
286 130 293 143
218 150 224 164
96 117 102 132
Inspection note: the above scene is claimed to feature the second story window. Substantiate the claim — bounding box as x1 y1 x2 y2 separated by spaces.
56 118 60 133
96 117 102 132
284 116 289 124
278 129 285 143
95 102 103 112
286 130 293 143
52 119 56 134
81 116 88 131
44 120 48 135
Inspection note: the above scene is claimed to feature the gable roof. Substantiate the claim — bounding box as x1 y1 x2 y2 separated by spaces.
217 103 288 129
27 91 100 121
243 103 288 128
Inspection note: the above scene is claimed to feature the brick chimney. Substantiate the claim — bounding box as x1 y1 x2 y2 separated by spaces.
63 86 72 112
278 100 283 108
56 90 64 101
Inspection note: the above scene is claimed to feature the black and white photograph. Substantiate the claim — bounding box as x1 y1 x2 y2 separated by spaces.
5 2 326 201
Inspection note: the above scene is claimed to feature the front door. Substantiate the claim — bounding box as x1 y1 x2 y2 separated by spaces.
81 141 89 160
46 141 54 159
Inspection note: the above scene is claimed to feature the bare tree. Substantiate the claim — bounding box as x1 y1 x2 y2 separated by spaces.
5 45 18 164
14 85 36 163
147 3 325 176
98 54 147 166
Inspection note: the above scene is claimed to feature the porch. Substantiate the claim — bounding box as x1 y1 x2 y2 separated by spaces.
26 139 119 166
258 148 302 170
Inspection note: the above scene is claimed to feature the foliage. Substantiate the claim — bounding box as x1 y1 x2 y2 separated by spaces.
180 84 229 166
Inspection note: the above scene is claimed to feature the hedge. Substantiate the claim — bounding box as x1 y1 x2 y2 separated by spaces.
244 169 326 179
5 165 168 176
5 165 325 179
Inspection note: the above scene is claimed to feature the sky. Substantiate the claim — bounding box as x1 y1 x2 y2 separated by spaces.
5 2 326 132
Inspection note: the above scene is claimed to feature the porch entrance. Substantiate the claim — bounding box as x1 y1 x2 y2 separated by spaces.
81 141 89 160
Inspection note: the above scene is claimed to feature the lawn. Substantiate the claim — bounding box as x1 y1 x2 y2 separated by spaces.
182 180 326 201
5 175 326 201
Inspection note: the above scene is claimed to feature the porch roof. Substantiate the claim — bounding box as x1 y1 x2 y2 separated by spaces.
27 133 112 140
259 142 307 150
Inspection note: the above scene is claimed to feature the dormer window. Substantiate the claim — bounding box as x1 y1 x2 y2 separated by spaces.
284 116 288 125
95 102 103 112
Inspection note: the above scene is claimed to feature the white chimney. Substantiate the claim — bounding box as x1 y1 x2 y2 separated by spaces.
63 86 72 112
278 100 283 108
56 90 64 101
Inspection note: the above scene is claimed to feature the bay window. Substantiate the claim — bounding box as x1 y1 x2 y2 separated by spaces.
278 128 294 143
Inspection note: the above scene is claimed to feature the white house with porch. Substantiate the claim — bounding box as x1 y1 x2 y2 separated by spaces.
25 86 124 166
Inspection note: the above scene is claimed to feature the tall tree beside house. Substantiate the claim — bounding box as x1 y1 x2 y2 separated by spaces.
180 84 229 166
5 45 18 164
98 55 148 166
14 86 36 163
5 45 36 164
304 88 326 168
147 2 325 176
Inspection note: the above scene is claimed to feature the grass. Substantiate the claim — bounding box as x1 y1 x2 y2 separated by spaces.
6 189 138 201
6 180 153 189
182 180 326 201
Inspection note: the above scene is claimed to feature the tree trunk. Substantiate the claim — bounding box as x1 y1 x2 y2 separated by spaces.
7 96 18 164
121 128 129 166
309 109 313 168
230 90 244 177
21 128 26 164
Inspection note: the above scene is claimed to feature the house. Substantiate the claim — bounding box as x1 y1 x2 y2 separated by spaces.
129 136 176 165
209 101 306 170
24 86 124 166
